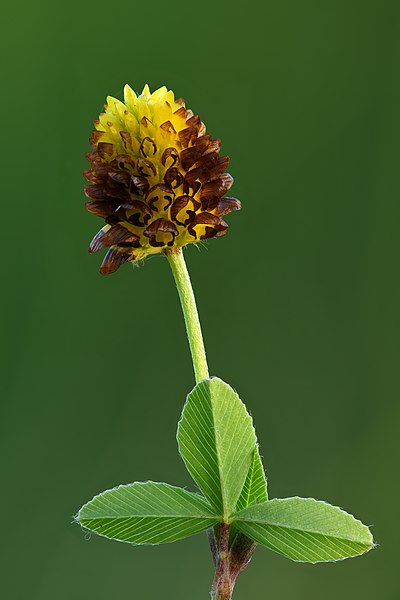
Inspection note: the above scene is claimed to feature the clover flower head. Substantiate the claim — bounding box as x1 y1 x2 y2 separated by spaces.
84 84 241 274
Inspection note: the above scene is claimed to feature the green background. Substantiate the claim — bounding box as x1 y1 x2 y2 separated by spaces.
2 0 399 598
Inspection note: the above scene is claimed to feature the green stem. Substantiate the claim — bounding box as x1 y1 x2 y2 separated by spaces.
166 247 236 599
165 247 209 383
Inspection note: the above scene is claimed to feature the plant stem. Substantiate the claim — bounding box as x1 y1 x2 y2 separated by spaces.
165 247 241 600
165 247 209 383
211 524 232 600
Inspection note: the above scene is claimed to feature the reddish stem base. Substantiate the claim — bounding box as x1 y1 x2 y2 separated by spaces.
209 524 256 600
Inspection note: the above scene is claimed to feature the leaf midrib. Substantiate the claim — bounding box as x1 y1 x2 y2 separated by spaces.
80 513 217 520
234 520 371 545
211 383 228 519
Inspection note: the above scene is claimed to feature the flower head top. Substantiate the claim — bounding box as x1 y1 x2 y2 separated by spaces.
84 84 241 274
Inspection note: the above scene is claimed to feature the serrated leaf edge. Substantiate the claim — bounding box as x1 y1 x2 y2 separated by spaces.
75 480 219 546
232 496 375 563
176 376 258 518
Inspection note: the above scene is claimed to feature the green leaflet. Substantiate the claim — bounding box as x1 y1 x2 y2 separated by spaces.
77 482 218 545
76 375 375 572
177 377 257 518
233 497 374 563
236 445 268 512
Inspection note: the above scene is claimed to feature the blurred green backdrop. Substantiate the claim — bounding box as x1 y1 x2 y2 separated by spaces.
1 0 399 598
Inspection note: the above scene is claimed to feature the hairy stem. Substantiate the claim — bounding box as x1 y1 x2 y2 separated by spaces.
211 524 232 600
165 247 209 383
166 248 251 599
